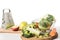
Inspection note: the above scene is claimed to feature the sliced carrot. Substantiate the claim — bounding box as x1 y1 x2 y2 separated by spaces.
49 28 56 37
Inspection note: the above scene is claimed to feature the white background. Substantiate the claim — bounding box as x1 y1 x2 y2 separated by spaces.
0 0 60 40
0 0 60 27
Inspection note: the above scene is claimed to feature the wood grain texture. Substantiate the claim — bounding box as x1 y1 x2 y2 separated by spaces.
0 28 20 33
21 36 53 40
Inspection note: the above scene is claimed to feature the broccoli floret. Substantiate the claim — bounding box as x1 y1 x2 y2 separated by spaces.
22 30 35 38
22 26 35 38
22 33 35 38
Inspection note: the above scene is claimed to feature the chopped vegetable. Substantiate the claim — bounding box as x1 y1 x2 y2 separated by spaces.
22 26 35 38
26 27 40 36
39 26 48 30
49 28 56 37
39 14 55 30
21 14 56 38
46 14 54 22
22 30 35 38
35 22 39 28
29 23 35 28
44 32 49 37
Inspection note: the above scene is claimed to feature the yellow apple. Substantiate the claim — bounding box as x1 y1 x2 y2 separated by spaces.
19 21 28 30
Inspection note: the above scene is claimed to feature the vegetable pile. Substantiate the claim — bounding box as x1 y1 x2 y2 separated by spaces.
20 14 56 38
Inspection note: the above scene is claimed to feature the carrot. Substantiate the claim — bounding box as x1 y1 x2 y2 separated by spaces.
49 28 56 37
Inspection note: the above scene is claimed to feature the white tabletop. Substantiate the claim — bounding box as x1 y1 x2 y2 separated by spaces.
0 32 59 40
0 33 21 40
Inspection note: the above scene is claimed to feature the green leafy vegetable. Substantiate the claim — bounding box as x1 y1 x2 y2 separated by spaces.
39 14 55 30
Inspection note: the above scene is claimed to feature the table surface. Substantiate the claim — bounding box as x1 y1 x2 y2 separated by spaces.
0 28 59 40
0 29 22 40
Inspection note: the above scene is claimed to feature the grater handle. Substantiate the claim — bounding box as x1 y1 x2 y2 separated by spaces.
3 9 11 13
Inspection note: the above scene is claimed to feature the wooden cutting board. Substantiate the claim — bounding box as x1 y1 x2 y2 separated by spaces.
0 28 20 33
21 36 52 40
